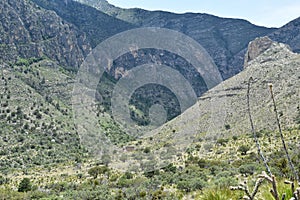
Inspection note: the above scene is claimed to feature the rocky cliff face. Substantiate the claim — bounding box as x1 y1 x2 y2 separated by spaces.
231 17 300 72
0 0 91 69
74 0 276 80
244 36 274 68
31 0 135 48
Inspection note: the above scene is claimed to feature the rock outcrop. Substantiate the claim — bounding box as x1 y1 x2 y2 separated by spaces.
244 36 274 68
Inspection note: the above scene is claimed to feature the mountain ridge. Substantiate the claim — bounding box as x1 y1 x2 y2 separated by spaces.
75 0 276 79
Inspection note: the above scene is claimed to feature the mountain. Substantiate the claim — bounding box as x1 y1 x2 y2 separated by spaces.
231 17 300 71
150 37 299 141
1 1 300 199
4 0 280 125
31 0 135 48
0 59 83 169
75 0 276 79
269 17 300 53
0 0 91 69
1 37 299 199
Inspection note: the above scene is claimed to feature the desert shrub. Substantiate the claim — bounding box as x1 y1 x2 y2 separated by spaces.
216 138 229 146
143 147 151 154
238 163 257 175
176 177 206 192
212 176 238 188
88 166 109 179
101 154 111 166
237 145 250 155
18 178 32 192
295 106 300 124
0 176 9 185
203 143 213 152
225 124 231 130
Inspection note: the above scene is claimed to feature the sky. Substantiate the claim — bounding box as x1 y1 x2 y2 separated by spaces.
107 0 300 28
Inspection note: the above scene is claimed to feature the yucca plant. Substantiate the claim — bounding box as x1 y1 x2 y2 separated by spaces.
231 80 300 200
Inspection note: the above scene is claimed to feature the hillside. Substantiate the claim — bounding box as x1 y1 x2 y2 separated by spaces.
1 0 300 199
0 37 299 199
0 59 85 170
151 37 299 141
31 0 135 48
75 0 276 79
269 17 300 53
0 0 91 69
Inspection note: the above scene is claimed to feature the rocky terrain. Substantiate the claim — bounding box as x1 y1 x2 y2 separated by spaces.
31 0 135 48
1 1 300 199
0 0 91 69
269 17 300 53
75 0 276 79
152 37 299 141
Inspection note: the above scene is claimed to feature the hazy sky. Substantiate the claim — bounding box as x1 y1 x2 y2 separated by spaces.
107 0 300 28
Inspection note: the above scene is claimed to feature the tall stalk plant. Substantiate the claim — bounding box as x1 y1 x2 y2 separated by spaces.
268 83 299 185
247 77 272 176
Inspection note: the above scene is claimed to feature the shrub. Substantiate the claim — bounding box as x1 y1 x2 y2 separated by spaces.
216 138 229 146
18 178 31 192
238 163 257 175
225 124 231 130
143 147 151 154
232 135 238 141
88 166 109 179
237 145 250 155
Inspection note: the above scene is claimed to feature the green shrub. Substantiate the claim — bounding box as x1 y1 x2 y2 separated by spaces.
18 178 32 192
88 166 110 178
216 138 229 146
238 163 257 175
237 145 250 155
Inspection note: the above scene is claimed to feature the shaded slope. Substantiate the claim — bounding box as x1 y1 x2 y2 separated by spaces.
31 0 135 48
76 0 276 79
0 0 91 69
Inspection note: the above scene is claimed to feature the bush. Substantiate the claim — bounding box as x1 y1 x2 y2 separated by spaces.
143 147 151 154
18 178 31 192
238 163 257 175
88 166 109 179
237 145 250 155
216 138 229 146
177 177 206 192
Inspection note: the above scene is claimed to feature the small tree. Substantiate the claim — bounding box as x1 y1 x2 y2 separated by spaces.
18 178 31 192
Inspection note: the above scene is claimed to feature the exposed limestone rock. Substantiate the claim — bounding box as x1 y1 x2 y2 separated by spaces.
244 36 274 68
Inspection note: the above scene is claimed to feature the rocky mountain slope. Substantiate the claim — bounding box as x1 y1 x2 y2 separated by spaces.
231 17 300 71
1 0 299 168
75 0 276 79
0 0 91 69
269 17 300 53
151 37 299 142
31 0 135 48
